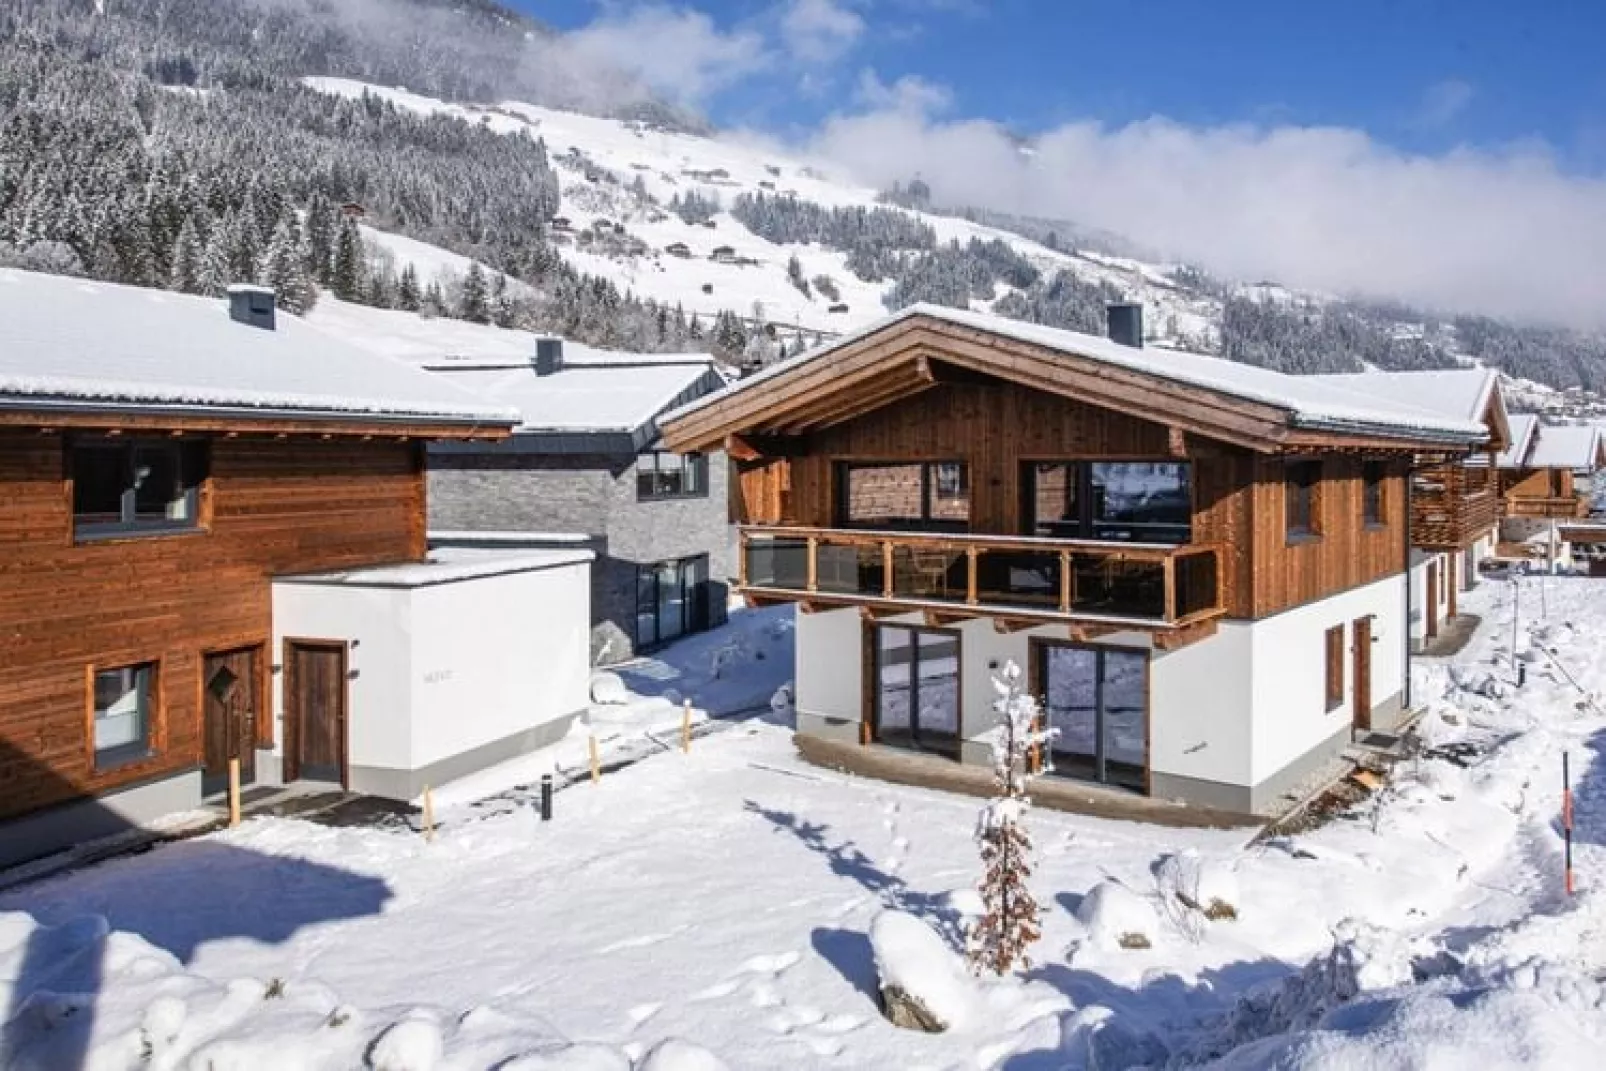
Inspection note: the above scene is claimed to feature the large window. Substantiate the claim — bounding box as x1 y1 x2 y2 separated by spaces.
1362 461 1386 527
636 554 717 650
637 451 708 500
1022 461 1191 543
72 439 206 539
872 625 961 757
93 663 156 770
1034 641 1148 792
837 461 970 530
1286 460 1322 541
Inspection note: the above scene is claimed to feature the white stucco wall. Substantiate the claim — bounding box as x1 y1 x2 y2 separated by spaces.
794 606 866 724
408 565 590 768
1249 572 1405 783
1149 623 1253 789
1408 550 1453 645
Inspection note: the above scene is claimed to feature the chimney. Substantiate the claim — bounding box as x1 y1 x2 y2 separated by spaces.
534 336 564 376
227 284 276 331
1106 302 1143 349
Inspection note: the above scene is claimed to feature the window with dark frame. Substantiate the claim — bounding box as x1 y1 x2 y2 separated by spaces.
1285 460 1322 540
636 451 708 501
93 662 156 770
1324 625 1344 711
1022 461 1192 544
1362 461 1386 527
837 461 970 530
72 438 206 539
635 554 715 650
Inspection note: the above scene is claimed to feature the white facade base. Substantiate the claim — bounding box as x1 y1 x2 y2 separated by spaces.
271 548 594 802
793 572 1408 817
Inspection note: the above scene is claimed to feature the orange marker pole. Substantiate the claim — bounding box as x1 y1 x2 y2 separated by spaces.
1563 751 1575 896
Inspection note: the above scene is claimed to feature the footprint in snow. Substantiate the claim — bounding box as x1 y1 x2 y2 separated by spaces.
749 982 783 1009
815 1014 865 1035
804 1036 844 1058
892 836 910 850
597 930 682 954
689 979 741 1001
628 1003 662 1027
741 950 802 974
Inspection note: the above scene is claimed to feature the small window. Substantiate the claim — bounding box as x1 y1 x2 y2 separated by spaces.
1362 461 1386 527
1286 460 1322 541
636 451 708 501
93 663 156 770
1324 626 1344 711
72 438 206 539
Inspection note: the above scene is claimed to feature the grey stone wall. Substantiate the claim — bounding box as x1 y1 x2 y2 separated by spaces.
426 447 736 665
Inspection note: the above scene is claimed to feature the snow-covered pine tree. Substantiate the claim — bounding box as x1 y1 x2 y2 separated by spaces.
491 272 515 327
197 210 236 296
397 263 421 312
261 215 315 313
967 660 1052 976
330 217 365 301
786 253 810 298
459 262 491 323
168 214 204 294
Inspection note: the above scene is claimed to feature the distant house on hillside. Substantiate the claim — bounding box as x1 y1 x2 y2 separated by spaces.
0 272 598 869
665 242 692 259
710 245 737 264
661 302 1490 819
340 201 366 219
422 338 734 664
550 216 573 232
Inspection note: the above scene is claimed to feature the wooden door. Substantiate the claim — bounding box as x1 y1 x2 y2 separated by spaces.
1447 554 1459 620
1425 561 1440 640
285 640 348 787
203 646 260 797
1352 616 1373 732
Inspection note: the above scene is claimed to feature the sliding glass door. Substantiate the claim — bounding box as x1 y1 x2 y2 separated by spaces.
636 554 714 651
1036 642 1147 791
873 625 961 757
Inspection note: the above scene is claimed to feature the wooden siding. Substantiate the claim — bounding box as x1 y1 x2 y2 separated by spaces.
733 380 1408 621
0 431 425 822
1410 462 1500 549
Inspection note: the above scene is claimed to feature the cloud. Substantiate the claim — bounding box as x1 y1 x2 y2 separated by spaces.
805 106 1606 328
854 69 952 115
567 5 770 106
1416 78 1475 128
780 0 866 64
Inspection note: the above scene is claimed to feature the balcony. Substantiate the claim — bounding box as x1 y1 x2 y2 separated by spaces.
739 526 1225 632
1409 486 1502 547
1506 496 1589 520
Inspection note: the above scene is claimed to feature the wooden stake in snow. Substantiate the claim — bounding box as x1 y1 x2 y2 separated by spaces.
1564 751 1574 896
681 700 693 753
967 661 1054 976
423 785 435 844
589 735 601 785
227 757 241 828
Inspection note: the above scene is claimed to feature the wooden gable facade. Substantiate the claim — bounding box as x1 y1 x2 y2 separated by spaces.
0 410 503 826
665 311 1477 639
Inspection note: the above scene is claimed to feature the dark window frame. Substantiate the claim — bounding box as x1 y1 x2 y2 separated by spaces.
1324 625 1345 711
91 660 159 772
869 622 963 758
835 460 971 531
1020 460 1194 544
1362 461 1387 528
1028 636 1151 793
1285 459 1323 543
71 437 207 542
636 450 709 501
634 553 718 651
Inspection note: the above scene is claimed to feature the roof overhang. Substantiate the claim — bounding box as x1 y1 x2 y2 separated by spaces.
0 396 516 440
662 313 1485 456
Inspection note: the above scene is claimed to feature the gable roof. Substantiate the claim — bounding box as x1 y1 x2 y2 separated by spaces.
1305 367 1511 451
663 304 1490 454
0 270 518 430
1528 424 1606 471
1495 414 1540 469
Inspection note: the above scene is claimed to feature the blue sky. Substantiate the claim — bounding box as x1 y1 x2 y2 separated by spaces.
523 0 1606 163
510 2 1606 326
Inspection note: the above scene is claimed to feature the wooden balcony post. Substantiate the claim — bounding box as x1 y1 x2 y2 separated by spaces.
966 547 979 605
806 537 818 592
1163 555 1177 622
882 540 894 599
737 529 749 588
1059 550 1073 613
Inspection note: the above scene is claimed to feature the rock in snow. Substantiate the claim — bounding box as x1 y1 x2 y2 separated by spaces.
589 671 631 706
869 910 974 1032
1074 879 1159 949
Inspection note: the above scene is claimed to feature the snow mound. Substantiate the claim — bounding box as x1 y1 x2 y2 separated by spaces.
1075 880 1159 949
1154 849 1240 919
636 1037 732 1071
368 1012 444 1071
869 910 976 1031
590 671 631 706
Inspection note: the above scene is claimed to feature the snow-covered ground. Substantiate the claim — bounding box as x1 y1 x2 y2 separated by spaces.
4 581 1606 1068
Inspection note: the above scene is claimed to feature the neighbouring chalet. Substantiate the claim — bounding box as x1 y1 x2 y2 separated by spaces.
1491 416 1606 569
660 303 1490 816
1308 368 1510 647
0 271 596 869
419 337 733 663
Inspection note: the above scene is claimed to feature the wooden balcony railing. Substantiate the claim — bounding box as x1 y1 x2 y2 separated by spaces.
738 526 1225 628
1409 486 1501 547
1506 496 1589 519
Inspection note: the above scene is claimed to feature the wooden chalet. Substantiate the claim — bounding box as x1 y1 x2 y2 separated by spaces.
1496 416 1602 520
1309 368 1510 645
661 303 1489 815
0 272 564 869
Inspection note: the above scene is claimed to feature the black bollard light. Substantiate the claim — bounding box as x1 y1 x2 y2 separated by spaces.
539 773 553 822
1517 662 1527 688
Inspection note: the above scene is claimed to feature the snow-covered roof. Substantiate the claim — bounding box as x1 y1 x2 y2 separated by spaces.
0 270 519 426
1528 424 1605 471
667 304 1489 444
276 546 593 589
428 361 718 435
1496 415 1541 469
1305 367 1498 426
